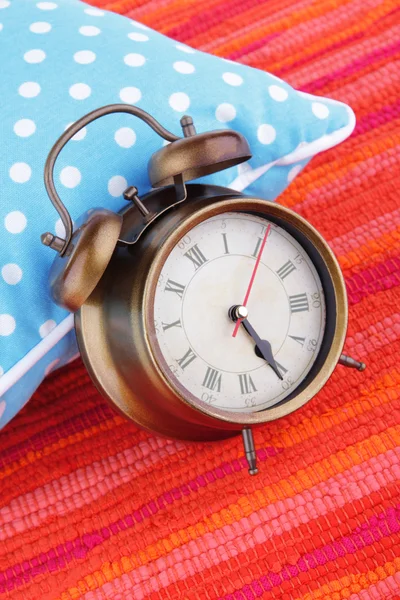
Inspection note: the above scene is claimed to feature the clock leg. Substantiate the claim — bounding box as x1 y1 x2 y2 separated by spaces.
242 428 258 475
339 354 366 371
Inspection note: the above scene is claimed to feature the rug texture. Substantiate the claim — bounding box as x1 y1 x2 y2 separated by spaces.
1 0 400 599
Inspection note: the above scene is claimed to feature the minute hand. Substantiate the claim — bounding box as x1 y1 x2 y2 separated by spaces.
241 319 283 380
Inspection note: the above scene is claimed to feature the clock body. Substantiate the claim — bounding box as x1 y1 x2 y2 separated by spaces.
75 184 348 440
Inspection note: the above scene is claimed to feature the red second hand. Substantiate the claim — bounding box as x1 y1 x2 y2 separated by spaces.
232 223 271 337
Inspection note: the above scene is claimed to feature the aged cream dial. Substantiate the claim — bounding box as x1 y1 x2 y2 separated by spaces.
152 212 326 412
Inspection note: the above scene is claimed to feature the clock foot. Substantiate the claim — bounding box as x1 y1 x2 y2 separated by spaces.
339 354 366 371
242 428 258 475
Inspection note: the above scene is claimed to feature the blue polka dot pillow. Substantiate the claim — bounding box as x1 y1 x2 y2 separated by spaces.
0 0 356 429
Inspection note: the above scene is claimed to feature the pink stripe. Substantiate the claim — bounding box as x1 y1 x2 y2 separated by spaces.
353 100 400 137
218 505 400 600
0 436 184 538
344 312 400 359
77 449 400 600
303 40 400 94
349 571 400 599
330 207 400 257
0 447 280 592
345 256 400 306
292 144 400 216
0 403 116 470
276 5 400 79
224 0 383 69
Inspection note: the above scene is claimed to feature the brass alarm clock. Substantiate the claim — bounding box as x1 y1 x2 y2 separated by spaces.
42 104 365 475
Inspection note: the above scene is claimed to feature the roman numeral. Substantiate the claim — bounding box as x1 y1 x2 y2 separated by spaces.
162 319 182 331
289 335 306 347
252 237 263 258
184 244 208 270
164 279 186 299
276 260 296 280
275 361 288 377
289 293 309 313
238 373 257 395
202 367 222 392
177 347 197 370
222 233 229 254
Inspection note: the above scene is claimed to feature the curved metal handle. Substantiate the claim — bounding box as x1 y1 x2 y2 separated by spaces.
43 104 181 256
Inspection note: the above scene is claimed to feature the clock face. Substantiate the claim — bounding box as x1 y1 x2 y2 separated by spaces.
152 212 326 413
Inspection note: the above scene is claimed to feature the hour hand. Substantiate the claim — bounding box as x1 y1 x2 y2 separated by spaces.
241 319 283 381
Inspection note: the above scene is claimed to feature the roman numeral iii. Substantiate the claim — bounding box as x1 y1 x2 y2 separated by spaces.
184 244 208 270
276 260 296 280
238 373 257 395
177 347 197 370
164 279 186 299
202 367 222 392
289 293 309 313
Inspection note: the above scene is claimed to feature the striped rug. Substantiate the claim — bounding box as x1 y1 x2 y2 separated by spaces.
1 0 400 598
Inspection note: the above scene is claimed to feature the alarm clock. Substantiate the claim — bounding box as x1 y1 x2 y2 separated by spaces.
42 104 365 475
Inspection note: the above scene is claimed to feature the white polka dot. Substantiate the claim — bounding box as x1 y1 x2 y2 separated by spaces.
9 162 32 183
39 319 56 338
175 43 195 54
79 25 101 36
45 358 60 376
268 85 288 102
287 164 303 182
4 211 27 234
18 81 41 98
84 7 104 16
108 175 127 197
65 123 87 141
215 103 236 123
24 49 46 63
2 264 23 285
60 166 81 188
0 315 16 336
124 53 145 67
127 32 148 42
13 119 36 137
119 86 141 104
0 0 10 7
36 1 57 8
312 102 330 119
29 21 51 33
73 50 96 64
55 218 66 238
173 61 195 74
222 72 243 86
169 92 190 112
115 127 136 148
257 124 276 145
69 83 91 100
132 21 149 30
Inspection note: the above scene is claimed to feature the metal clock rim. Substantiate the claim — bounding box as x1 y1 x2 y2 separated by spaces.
144 196 348 425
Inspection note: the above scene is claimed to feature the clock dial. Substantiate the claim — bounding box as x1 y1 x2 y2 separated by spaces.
152 212 326 412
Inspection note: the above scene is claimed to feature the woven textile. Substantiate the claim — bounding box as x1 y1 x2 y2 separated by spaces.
1 0 400 598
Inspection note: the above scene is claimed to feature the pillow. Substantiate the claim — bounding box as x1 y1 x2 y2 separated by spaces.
0 0 355 429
